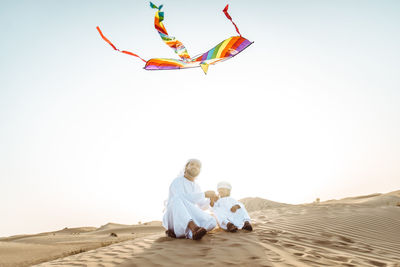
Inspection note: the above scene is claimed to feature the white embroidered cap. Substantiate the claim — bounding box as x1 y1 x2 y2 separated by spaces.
217 181 232 190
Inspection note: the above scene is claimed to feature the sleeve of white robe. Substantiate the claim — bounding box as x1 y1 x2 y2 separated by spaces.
194 183 211 210
232 197 251 223
169 178 208 206
228 197 250 217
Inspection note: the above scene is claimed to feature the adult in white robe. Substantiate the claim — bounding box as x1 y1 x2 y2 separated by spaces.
163 159 217 239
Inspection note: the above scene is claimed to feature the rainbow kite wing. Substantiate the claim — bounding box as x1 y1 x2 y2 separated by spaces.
145 58 187 70
191 36 253 71
192 37 252 63
145 36 253 73
97 3 252 75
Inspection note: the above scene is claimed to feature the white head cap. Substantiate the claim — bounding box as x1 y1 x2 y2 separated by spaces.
217 181 232 190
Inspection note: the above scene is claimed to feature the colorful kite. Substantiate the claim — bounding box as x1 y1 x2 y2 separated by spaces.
96 2 253 74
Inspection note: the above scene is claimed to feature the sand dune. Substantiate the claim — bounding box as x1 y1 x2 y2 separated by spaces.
1 190 400 267
0 223 164 267
323 190 400 206
239 197 291 212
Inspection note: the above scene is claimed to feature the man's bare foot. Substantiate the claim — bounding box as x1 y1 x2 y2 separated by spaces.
192 227 207 240
188 220 207 240
165 229 176 238
242 221 253 231
227 222 238 232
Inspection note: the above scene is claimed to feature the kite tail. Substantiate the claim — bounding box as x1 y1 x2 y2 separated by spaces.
96 26 147 63
149 2 191 60
222 4 242 37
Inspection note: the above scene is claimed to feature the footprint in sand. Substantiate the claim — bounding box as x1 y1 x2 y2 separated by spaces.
293 252 304 256
338 235 355 243
366 260 387 267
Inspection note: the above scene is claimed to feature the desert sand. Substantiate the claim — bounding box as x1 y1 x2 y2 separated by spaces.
1 191 399 267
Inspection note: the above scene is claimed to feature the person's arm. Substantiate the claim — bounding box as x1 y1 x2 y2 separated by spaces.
169 179 207 204
231 204 241 212
229 197 241 212
198 197 211 210
197 189 218 209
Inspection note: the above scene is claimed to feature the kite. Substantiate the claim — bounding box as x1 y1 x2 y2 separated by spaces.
96 2 253 75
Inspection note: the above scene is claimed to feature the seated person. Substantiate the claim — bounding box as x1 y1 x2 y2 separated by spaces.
211 181 253 232
163 159 218 240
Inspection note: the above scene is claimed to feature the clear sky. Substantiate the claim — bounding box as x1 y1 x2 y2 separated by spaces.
1 0 399 237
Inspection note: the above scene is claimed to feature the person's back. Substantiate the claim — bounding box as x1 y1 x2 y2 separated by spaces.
212 181 253 232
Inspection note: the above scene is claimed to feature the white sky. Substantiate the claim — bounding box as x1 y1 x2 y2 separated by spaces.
1 0 399 237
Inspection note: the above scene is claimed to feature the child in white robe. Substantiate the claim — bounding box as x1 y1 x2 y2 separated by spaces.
212 181 253 232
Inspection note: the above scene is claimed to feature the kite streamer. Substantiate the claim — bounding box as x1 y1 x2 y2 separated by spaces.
223 4 242 37
96 26 147 63
97 2 253 74
149 2 190 60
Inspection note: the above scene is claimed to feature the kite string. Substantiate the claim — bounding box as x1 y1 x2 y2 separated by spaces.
222 4 242 37
96 26 147 63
